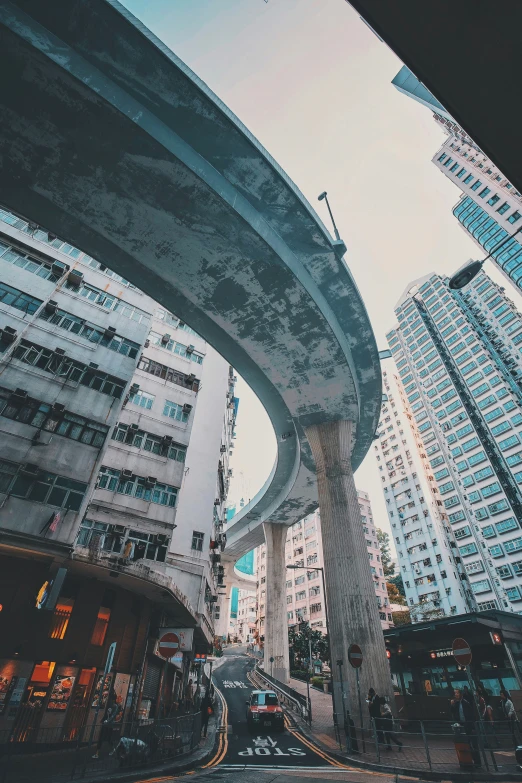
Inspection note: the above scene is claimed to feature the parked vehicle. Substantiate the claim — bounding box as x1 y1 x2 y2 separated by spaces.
245 690 285 732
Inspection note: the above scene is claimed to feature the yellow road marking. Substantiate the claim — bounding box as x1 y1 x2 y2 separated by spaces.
202 683 228 768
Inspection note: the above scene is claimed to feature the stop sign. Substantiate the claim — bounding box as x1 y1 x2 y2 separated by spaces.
348 643 363 668
158 631 180 659
452 637 472 666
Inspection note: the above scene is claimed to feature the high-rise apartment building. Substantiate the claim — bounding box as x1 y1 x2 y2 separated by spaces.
380 268 522 619
255 503 393 643
392 67 522 293
0 206 234 735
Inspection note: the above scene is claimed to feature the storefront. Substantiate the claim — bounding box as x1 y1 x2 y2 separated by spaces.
385 609 522 720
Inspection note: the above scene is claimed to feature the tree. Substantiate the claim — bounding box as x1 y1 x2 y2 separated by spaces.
391 609 411 627
288 622 330 668
377 528 395 577
387 572 406 597
387 581 407 606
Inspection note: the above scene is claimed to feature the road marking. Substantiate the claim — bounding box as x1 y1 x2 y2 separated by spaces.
202 683 228 768
284 717 356 770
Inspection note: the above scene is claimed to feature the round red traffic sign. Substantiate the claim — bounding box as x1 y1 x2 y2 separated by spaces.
348 643 363 668
452 637 472 666
158 632 180 659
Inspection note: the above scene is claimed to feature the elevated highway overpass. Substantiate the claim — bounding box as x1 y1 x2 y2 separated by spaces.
0 0 389 705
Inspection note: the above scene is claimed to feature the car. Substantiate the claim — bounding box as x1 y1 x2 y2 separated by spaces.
245 690 285 732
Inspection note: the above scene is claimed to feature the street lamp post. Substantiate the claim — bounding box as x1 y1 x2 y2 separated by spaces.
286 564 340 745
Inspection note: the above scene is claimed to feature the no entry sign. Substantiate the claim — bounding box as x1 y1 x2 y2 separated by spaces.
158 631 180 659
452 637 472 666
348 643 363 668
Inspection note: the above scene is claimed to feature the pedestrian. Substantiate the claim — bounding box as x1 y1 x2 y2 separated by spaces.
500 689 519 747
477 685 498 748
367 688 384 746
380 697 402 752
185 678 195 712
200 690 213 738
451 688 481 767
92 702 119 759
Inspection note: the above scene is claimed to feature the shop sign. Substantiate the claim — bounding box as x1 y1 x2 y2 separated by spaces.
47 675 75 712
7 678 27 718
91 674 112 709
0 676 18 715
161 628 194 652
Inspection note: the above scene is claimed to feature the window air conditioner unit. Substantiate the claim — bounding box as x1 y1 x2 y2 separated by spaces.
144 339 150 348
67 269 83 287
88 362 99 369
21 463 39 477
220 445 226 453
214 498 220 506
228 469 233 477
162 435 173 446
104 326 117 339
52 403 66 414
182 403 192 415
11 388 27 400
45 300 58 314
51 260 68 277
113 524 126 534
1 326 17 344
161 333 170 344
54 347 66 357
185 344 195 355
145 476 157 488
120 469 133 480
186 373 196 384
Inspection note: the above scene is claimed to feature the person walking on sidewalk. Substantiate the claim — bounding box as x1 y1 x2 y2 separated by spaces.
451 688 481 767
380 698 402 752
367 688 384 746
92 702 119 759
500 689 519 747
200 690 213 739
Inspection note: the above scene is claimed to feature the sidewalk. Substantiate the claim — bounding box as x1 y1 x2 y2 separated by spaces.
0 713 219 783
288 676 521 780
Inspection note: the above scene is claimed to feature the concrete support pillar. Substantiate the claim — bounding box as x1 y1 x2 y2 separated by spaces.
305 420 394 723
263 521 290 683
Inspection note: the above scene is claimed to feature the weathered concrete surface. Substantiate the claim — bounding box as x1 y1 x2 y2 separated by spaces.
262 522 290 683
0 0 381 559
305 420 393 717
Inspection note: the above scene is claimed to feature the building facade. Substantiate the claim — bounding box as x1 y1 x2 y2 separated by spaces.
255 503 393 644
0 207 235 739
392 67 522 293
381 269 522 620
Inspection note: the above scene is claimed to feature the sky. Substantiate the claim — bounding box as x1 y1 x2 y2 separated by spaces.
121 0 510 548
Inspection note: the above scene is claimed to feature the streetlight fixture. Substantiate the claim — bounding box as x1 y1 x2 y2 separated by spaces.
318 191 347 256
286 563 340 745
448 259 484 290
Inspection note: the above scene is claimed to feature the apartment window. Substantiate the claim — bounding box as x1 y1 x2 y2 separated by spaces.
508 211 522 224
90 603 112 646
487 194 500 207
0 458 87 510
286 595 293 604
456 168 466 179
0 387 109 447
163 400 190 423
497 202 510 215
499 434 520 451
148 331 204 364
192 531 204 551
65 279 150 323
506 587 521 602
0 282 42 314
489 544 504 558
39 308 140 358
496 518 518 535
463 174 474 185
295 591 306 601
13 340 126 398
471 579 491 594
505 536 522 554
294 575 305 585
138 356 199 392
470 180 482 192
0 239 65 281
129 389 155 410
98 467 179 507
310 603 322 613
449 163 459 173
111 424 186 462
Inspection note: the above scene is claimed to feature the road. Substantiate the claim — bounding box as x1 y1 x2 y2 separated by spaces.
142 646 418 783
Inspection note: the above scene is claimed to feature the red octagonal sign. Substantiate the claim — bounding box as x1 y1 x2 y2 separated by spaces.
158 632 180 660
452 637 472 666
348 643 363 668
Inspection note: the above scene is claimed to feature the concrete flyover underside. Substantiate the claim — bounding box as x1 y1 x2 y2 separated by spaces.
0 0 381 559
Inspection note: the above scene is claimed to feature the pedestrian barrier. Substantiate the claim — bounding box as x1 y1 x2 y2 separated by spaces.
0 711 203 783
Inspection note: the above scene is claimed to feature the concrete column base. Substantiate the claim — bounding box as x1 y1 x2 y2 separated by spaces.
262 521 290 683
305 419 394 721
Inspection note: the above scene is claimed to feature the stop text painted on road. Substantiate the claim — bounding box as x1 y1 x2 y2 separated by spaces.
238 735 306 757
222 680 248 688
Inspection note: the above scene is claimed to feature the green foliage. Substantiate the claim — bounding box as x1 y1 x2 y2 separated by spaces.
288 622 330 666
387 572 406 597
290 669 308 680
377 529 395 577
391 609 411 627
311 676 325 688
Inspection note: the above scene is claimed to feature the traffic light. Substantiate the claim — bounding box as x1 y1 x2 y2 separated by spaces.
490 631 503 646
